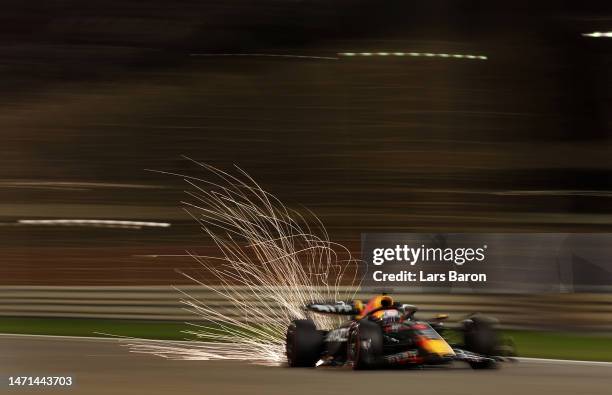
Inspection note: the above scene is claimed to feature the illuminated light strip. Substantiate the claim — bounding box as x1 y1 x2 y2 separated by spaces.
0 181 164 189
18 219 171 228
338 52 487 60
582 32 612 38
190 53 338 60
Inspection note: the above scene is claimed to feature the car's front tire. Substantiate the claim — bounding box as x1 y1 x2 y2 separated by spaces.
462 315 500 356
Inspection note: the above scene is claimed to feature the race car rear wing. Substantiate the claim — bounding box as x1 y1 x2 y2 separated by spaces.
306 301 419 317
306 301 359 315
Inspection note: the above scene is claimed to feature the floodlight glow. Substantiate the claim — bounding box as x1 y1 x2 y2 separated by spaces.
582 32 612 38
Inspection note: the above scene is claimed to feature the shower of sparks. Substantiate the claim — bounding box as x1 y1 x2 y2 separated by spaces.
123 160 362 364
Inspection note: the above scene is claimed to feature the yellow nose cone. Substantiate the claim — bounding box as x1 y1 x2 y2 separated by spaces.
422 339 455 356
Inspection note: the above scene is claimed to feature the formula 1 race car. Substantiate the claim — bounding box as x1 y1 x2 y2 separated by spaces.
286 294 514 369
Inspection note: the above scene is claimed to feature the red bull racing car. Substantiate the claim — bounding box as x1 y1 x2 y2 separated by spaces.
286 294 514 369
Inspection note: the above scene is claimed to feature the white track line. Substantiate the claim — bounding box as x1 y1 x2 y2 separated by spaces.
515 357 612 367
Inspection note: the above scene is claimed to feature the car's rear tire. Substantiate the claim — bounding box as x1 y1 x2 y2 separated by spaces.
286 319 324 367
351 320 383 370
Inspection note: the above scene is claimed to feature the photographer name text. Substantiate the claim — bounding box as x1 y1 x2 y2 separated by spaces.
371 244 488 283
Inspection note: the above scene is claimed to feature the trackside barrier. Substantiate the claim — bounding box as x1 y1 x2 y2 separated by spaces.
0 286 610 330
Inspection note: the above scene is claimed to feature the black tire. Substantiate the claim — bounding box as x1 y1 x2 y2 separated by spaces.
462 315 499 356
350 320 383 370
286 319 324 367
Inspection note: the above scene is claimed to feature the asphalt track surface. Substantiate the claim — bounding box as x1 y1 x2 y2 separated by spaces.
2 335 611 395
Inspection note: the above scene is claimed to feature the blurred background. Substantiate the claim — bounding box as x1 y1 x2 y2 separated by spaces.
0 0 611 354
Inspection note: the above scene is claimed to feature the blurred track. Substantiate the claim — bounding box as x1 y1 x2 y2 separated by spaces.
2 335 610 395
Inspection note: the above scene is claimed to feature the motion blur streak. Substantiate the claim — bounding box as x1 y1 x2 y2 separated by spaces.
18 219 171 228
339 52 488 60
0 181 165 189
124 162 361 364
191 53 339 60
582 31 612 37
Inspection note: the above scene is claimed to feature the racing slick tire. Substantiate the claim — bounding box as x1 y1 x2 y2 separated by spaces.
350 320 383 370
462 315 499 356
286 319 324 367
